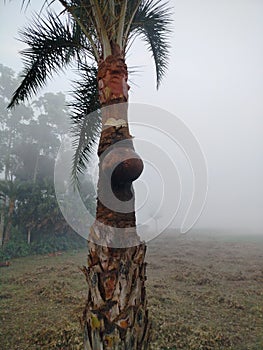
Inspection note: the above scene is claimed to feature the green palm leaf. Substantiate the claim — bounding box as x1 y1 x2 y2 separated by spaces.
129 0 172 88
70 64 101 184
8 10 87 108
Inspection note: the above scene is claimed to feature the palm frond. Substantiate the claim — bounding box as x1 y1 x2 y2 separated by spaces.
123 0 141 43
129 0 172 88
21 0 54 11
70 64 101 185
8 10 88 108
58 0 100 60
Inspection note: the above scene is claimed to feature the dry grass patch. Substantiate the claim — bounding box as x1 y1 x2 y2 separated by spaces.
1 233 263 349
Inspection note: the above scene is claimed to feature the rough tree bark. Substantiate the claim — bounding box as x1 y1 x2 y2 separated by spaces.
82 50 150 349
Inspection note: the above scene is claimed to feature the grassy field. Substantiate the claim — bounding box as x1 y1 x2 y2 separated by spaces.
1 231 263 349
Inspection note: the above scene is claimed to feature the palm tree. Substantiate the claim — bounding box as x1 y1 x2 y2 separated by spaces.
9 1 171 348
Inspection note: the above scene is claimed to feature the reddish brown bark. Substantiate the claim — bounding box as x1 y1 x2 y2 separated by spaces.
98 53 129 108
82 52 150 349
96 52 143 232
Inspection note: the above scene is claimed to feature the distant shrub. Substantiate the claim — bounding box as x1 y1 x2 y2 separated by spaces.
0 228 86 260
0 240 30 260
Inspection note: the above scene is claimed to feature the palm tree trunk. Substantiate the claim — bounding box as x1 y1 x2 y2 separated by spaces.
82 50 150 349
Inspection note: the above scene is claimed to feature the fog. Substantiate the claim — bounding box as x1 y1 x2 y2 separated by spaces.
1 0 262 237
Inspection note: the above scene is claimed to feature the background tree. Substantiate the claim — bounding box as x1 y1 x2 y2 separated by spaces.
14 180 67 244
0 189 5 246
0 64 34 181
0 180 22 245
0 63 92 251
8 1 171 348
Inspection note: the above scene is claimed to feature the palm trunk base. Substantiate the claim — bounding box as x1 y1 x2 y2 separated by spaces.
82 229 150 350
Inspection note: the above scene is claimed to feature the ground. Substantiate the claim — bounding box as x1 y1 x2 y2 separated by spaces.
0 231 263 349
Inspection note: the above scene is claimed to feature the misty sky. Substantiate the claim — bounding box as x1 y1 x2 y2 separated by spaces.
0 0 262 235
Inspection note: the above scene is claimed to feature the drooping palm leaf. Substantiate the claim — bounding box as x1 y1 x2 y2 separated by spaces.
8 10 88 108
69 64 101 184
128 0 172 88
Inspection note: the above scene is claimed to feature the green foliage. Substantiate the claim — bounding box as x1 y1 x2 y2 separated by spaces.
0 227 30 260
32 234 86 255
131 0 172 88
0 227 86 260
0 240 31 260
8 11 82 108
70 64 101 182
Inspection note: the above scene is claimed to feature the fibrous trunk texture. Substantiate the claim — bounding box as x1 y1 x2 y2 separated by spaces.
82 52 150 349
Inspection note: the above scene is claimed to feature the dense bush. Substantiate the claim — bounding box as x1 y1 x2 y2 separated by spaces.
0 228 86 261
